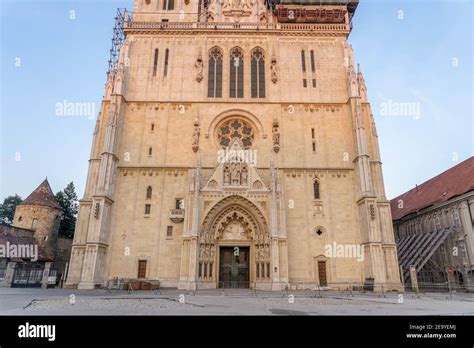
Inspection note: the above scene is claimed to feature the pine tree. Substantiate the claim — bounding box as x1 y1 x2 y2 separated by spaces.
0 194 23 225
55 182 79 238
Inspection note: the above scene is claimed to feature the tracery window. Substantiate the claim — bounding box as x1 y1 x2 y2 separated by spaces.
230 48 244 98
208 47 223 98
217 118 254 148
251 48 265 98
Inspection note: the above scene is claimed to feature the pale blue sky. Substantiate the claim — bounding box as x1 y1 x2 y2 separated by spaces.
1 0 472 201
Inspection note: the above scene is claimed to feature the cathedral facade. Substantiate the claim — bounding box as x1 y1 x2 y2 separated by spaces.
65 0 402 290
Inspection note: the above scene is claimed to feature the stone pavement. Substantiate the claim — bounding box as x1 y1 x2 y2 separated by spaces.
0 288 473 315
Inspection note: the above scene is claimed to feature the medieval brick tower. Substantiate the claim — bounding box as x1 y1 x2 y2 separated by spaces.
13 179 62 260
66 0 402 290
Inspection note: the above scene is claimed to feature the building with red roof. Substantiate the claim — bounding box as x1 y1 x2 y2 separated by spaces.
390 157 474 291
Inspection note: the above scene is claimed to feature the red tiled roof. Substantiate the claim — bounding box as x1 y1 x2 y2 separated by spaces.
390 157 474 221
18 179 61 210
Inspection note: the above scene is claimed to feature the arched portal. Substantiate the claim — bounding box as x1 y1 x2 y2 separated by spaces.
198 195 270 288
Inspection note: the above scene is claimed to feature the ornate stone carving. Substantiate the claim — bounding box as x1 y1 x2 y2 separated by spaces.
199 196 270 266
224 162 249 187
272 120 280 153
270 54 278 84
192 118 200 152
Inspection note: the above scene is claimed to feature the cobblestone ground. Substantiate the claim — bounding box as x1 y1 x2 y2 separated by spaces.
0 288 473 315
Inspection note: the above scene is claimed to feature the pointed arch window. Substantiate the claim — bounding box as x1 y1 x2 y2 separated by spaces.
208 47 223 98
146 186 152 199
152 48 159 77
313 180 320 200
163 0 174 10
251 48 265 98
230 48 244 98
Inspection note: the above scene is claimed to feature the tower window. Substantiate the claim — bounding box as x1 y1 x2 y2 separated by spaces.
148 147 153 156
251 47 265 98
310 50 317 88
312 141 316 153
145 204 151 215
164 48 169 76
313 180 320 200
18 216 22 221
152 48 159 77
301 50 306 72
303 79 307 88
208 47 223 98
167 226 173 237
311 128 315 139
163 0 174 10
151 123 155 132
230 47 244 98
146 186 152 199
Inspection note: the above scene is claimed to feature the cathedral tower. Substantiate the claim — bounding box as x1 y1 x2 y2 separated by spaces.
66 0 402 291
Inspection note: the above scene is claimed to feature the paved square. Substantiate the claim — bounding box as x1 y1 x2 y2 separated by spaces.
1 288 473 315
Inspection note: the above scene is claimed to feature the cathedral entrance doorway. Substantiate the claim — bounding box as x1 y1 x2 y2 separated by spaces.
218 246 249 288
198 195 270 289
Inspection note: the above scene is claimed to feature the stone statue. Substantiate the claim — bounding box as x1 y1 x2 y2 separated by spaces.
272 127 280 144
270 55 278 84
241 165 248 185
231 163 240 185
195 53 204 83
272 126 280 153
224 165 231 185
192 119 200 152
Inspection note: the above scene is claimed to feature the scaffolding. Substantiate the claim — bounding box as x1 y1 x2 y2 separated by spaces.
107 8 132 77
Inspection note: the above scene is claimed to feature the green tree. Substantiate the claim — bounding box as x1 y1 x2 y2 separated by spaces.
55 182 79 238
0 194 23 225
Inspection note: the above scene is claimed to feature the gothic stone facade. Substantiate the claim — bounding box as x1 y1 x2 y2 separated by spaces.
65 0 401 290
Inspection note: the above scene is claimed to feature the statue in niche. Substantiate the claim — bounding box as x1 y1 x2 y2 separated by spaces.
264 244 269 259
223 165 231 185
195 53 204 83
270 55 278 84
231 163 240 185
241 165 248 185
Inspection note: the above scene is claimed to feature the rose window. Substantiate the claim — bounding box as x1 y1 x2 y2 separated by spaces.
218 119 254 148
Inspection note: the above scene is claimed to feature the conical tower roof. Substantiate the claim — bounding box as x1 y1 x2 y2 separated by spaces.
19 178 61 210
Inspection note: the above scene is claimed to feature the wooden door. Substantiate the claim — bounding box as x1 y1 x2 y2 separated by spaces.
138 260 147 279
318 261 327 286
219 247 249 288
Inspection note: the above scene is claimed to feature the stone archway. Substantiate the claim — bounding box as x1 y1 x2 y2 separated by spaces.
198 195 270 288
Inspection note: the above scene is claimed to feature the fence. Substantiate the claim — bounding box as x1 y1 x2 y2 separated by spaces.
11 263 44 288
